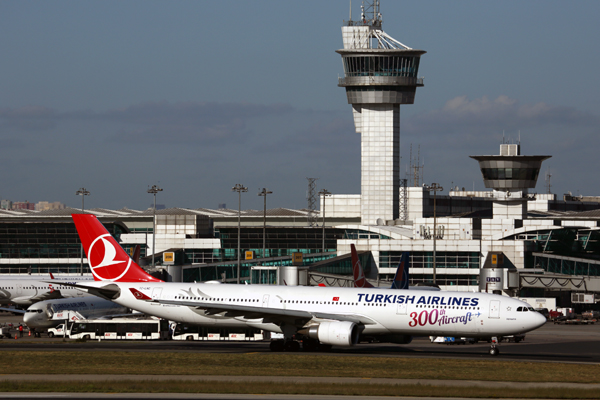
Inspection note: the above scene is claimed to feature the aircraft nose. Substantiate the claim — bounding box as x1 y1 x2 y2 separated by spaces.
23 312 33 326
531 311 547 330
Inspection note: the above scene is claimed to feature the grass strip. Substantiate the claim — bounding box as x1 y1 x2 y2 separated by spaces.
1 351 599 383
0 380 598 398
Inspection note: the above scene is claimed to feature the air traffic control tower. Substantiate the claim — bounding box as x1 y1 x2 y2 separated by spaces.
337 1 425 226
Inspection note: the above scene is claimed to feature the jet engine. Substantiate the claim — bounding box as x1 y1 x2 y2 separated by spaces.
306 321 361 346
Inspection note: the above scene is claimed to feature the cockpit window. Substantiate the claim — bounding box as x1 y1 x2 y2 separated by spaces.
517 307 523 312
528 307 534 311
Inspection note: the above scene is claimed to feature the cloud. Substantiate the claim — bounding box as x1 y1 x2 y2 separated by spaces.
405 95 598 138
0 101 295 145
0 105 58 131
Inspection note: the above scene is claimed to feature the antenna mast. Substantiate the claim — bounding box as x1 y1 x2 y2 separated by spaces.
306 177 319 226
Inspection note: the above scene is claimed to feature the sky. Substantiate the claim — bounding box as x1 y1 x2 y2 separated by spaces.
1 1 599 211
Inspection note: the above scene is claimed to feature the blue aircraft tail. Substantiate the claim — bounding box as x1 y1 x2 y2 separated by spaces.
391 252 410 290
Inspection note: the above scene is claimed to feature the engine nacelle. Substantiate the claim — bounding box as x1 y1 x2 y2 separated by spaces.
307 321 360 346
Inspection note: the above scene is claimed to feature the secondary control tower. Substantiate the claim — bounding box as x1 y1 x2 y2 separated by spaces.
470 143 551 219
337 1 425 225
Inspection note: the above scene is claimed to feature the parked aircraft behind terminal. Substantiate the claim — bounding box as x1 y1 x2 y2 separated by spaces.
351 244 438 291
65 214 546 355
0 276 92 306
22 296 130 331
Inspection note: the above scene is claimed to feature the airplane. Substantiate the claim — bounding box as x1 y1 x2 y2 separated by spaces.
0 275 93 306
22 296 131 332
351 244 438 290
63 214 546 355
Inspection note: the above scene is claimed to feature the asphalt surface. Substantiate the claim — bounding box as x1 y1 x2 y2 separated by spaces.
1 313 599 363
1 312 599 399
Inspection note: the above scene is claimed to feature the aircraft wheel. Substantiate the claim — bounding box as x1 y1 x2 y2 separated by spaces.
302 339 319 352
489 347 500 356
269 340 284 352
284 340 301 352
48 332 54 338
317 344 332 352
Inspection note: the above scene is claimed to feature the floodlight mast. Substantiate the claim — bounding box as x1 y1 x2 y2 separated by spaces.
258 188 272 258
232 184 248 284
75 188 90 276
318 189 331 252
147 185 163 269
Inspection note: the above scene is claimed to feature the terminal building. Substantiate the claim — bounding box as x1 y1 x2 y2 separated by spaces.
0 2 598 309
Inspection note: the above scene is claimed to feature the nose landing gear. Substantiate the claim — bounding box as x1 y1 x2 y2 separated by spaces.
489 336 500 356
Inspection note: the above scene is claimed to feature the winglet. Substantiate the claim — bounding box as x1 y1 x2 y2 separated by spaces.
351 244 373 288
129 288 153 300
391 252 410 290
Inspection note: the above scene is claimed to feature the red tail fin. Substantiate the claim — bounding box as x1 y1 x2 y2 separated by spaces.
72 214 163 282
351 244 373 288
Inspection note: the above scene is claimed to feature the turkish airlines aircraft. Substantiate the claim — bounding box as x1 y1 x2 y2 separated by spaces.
22 296 130 331
0 276 91 306
65 214 546 355
351 244 439 291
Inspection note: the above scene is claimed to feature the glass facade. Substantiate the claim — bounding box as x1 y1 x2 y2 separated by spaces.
0 221 128 274
343 229 391 240
183 252 340 283
215 227 344 260
380 251 480 270
379 251 479 287
480 168 540 181
532 255 600 277
343 55 420 77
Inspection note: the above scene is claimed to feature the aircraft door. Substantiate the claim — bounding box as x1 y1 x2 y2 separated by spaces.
262 294 269 307
396 302 407 315
152 287 163 300
17 284 22 296
489 300 500 319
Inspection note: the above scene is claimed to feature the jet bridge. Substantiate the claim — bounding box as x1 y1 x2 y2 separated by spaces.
519 272 600 293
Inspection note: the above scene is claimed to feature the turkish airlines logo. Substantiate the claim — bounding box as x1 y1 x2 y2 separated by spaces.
88 233 131 281
333 297 339 302
353 258 368 287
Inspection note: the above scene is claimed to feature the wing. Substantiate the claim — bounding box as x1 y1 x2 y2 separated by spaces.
154 298 377 327
29 290 65 303
44 281 121 301
0 307 25 314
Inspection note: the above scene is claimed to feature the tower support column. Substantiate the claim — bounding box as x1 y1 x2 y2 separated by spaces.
358 104 400 225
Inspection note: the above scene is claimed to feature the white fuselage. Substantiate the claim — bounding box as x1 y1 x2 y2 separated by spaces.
0 277 92 306
23 296 130 329
83 282 546 338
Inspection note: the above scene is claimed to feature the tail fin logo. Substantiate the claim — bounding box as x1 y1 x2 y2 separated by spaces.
353 258 365 282
88 234 131 281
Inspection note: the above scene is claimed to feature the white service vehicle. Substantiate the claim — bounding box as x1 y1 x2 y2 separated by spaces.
48 318 169 340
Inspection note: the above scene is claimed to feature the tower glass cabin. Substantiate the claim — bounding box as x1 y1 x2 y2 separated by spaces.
337 3 425 225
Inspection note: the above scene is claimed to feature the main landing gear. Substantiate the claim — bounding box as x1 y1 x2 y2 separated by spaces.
489 336 500 356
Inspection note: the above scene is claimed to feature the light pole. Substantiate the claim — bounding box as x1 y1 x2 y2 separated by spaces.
258 188 272 259
75 188 90 276
424 183 443 284
232 183 247 284
318 189 331 253
147 185 163 268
